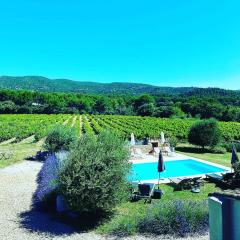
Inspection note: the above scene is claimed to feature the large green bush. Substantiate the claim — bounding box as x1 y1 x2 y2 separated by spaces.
188 119 222 149
57 131 130 214
44 125 78 153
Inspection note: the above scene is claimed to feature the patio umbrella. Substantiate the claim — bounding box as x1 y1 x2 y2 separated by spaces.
130 133 135 146
231 144 239 170
160 132 165 145
157 150 165 189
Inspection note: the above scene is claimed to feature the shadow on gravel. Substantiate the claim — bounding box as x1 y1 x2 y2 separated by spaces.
18 206 108 237
25 151 51 162
18 207 77 236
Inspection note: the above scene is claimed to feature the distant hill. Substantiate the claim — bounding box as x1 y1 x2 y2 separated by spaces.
0 76 238 97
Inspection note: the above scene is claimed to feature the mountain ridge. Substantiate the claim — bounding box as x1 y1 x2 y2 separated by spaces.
0 75 238 96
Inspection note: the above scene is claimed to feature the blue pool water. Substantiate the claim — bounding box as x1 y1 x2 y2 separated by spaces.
130 159 227 181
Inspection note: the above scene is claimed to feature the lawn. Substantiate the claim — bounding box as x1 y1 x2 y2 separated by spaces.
0 142 41 168
176 145 232 167
97 182 215 235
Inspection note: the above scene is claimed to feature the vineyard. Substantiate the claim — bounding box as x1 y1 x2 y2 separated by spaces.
0 114 240 144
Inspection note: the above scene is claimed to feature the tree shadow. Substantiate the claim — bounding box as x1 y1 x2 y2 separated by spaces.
18 207 76 236
18 205 109 237
176 146 210 154
25 151 51 162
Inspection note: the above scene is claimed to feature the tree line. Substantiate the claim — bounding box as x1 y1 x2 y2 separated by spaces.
0 90 240 122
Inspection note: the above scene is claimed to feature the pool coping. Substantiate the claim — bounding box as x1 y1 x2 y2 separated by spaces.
130 153 231 184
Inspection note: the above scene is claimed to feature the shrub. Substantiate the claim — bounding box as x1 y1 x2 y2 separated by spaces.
168 136 178 148
44 125 78 153
57 131 131 214
138 200 208 237
223 142 240 152
106 216 140 237
188 119 221 149
209 146 226 154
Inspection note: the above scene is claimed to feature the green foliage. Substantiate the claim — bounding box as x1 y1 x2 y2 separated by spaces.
1 114 240 144
137 103 156 116
222 142 240 152
99 200 208 237
155 106 186 118
133 94 155 108
0 101 17 113
0 114 69 143
82 115 95 136
138 201 208 237
1 76 240 97
0 82 240 120
209 146 226 154
44 125 78 152
57 131 130 214
188 119 222 149
168 136 178 148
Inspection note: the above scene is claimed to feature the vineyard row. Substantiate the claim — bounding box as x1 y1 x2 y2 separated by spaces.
0 114 240 144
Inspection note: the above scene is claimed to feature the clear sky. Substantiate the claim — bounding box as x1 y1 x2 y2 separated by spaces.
0 0 239 89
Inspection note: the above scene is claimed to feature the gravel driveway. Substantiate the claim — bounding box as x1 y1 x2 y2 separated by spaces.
0 161 209 240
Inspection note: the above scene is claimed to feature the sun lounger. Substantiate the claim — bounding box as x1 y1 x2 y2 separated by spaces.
206 172 235 182
131 148 145 159
151 147 169 156
131 183 156 203
153 147 160 154
206 173 223 181
169 177 202 191
135 148 145 158
162 146 171 156
206 173 236 188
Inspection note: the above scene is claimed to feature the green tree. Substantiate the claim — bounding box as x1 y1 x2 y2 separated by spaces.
188 119 221 149
94 97 113 114
221 107 240 122
155 106 185 118
199 102 224 119
133 94 155 108
57 131 130 214
45 125 78 152
0 101 17 113
137 103 156 116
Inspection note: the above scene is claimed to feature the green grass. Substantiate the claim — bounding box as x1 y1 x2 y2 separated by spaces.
179 151 231 167
97 182 217 235
176 144 231 167
160 182 219 201
0 142 41 168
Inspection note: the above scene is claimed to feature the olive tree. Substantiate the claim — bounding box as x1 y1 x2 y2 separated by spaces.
57 131 130 214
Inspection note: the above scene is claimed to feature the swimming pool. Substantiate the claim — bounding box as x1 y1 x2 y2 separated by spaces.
130 159 228 182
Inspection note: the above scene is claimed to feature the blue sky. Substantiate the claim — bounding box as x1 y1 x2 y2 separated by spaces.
0 0 239 89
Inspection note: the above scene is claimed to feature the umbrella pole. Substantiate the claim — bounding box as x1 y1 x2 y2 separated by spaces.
158 173 160 189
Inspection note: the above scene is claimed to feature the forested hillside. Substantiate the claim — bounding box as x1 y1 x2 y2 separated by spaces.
0 76 239 96
0 89 240 122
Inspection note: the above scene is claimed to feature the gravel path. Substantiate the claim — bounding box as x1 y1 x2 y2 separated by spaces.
0 161 209 240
